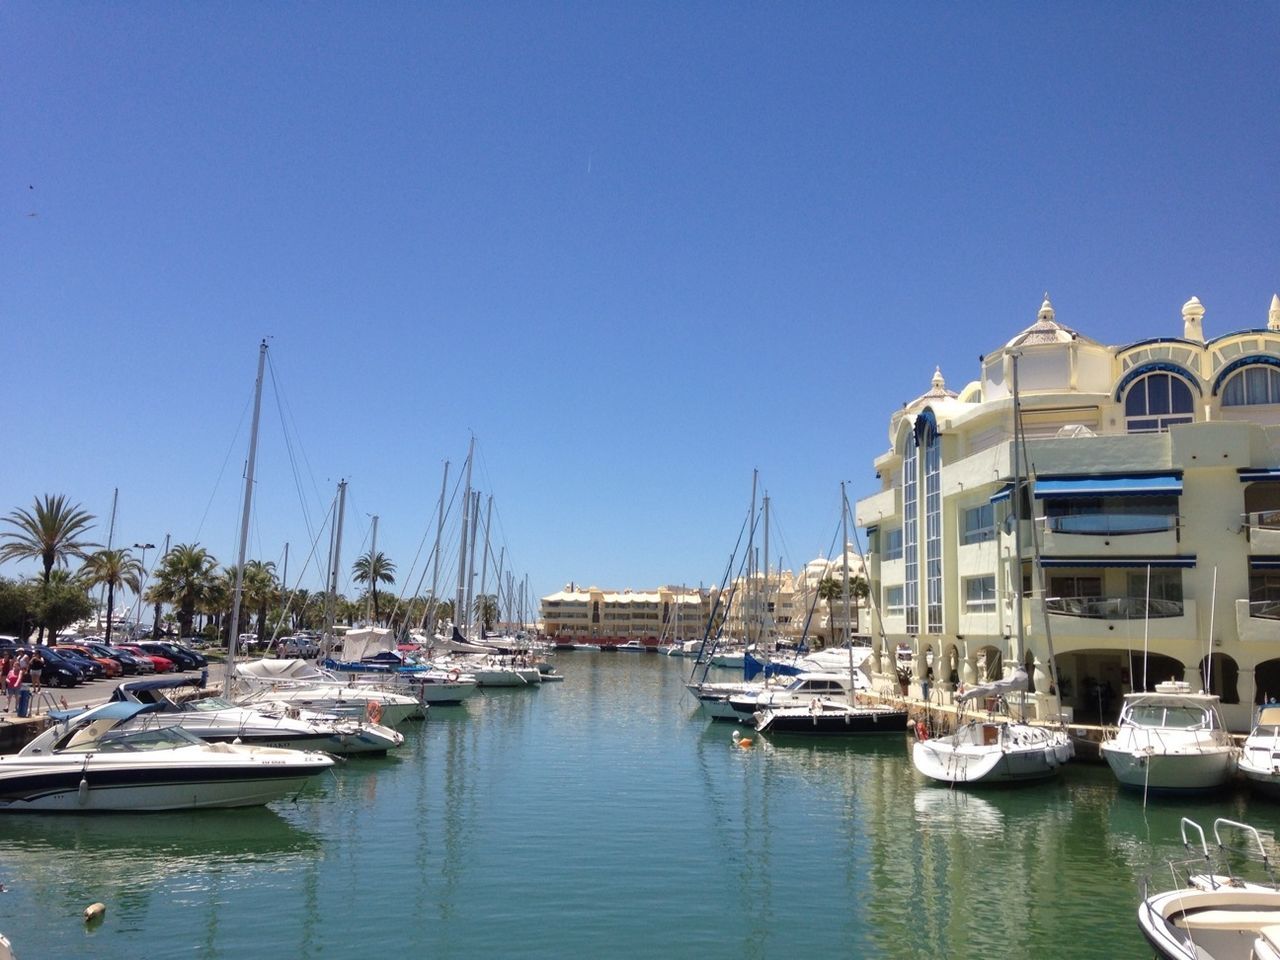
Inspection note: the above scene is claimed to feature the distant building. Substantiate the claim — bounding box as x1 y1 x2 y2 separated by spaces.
540 584 712 646
856 295 1280 729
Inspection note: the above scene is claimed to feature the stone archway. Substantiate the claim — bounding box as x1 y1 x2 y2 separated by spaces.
1201 653 1240 704
1255 659 1280 705
976 645 1002 682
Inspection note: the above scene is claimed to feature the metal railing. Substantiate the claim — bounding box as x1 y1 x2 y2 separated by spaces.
1043 513 1180 536
1044 595 1184 620
1248 600 1280 621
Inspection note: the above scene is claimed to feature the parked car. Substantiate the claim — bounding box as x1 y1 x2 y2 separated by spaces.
18 647 84 687
55 644 123 679
137 640 205 670
277 636 319 658
101 644 156 674
79 641 142 675
51 647 108 680
117 644 175 673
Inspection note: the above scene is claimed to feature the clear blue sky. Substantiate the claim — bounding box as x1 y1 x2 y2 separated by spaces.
3 3 1278 609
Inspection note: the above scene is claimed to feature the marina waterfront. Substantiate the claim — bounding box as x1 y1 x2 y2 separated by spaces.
1 653 1277 959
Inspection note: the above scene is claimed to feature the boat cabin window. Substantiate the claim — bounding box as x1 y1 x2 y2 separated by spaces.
188 697 234 712
1127 704 1212 729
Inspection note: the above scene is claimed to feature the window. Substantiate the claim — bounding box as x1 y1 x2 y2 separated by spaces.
964 576 996 612
884 585 904 617
1124 373 1194 433
1127 570 1183 602
924 423 942 632
962 504 995 544
1043 496 1178 535
1049 575 1103 599
1222 365 1280 406
903 438 919 633
882 527 903 561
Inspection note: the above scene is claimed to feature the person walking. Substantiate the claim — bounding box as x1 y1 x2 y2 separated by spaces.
4 656 20 713
0 655 12 712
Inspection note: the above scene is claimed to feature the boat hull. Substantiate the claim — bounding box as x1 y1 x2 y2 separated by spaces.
0 750 332 812
755 705 909 735
912 727 1072 785
1101 744 1235 792
1138 885 1280 960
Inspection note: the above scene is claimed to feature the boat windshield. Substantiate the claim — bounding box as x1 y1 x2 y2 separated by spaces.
59 722 206 753
1127 704 1212 729
187 697 235 712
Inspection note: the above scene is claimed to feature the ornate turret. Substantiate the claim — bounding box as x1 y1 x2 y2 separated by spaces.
1182 296 1205 343
1269 293 1280 332
1004 294 1095 348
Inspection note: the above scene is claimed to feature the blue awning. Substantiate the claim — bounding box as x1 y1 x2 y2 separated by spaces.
1038 556 1196 569
1240 469 1280 483
1033 473 1182 499
1250 557 1280 570
990 483 1013 504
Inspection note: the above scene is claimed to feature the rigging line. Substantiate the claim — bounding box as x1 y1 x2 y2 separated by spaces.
687 503 754 684
797 516 842 648
265 350 329 525
270 495 336 643
194 391 254 542
266 354 318 546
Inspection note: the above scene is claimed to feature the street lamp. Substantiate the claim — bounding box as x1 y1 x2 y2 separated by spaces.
133 543 156 638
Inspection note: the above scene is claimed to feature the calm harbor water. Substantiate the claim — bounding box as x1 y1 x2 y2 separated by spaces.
1 653 1276 959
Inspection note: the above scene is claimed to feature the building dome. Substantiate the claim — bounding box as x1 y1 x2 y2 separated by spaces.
905 366 959 410
1004 296 1100 348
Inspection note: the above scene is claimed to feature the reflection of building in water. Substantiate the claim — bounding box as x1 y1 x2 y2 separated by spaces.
856 295 1280 730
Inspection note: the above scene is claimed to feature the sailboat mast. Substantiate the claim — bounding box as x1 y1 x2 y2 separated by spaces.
427 460 449 634
455 439 474 635
841 483 855 704
367 514 379 624
1010 351 1026 671
762 493 770 652
479 495 493 627
225 339 268 688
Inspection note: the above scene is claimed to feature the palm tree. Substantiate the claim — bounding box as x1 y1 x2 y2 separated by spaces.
0 494 97 584
472 593 499 635
352 551 396 625
80 548 144 644
241 560 278 644
149 543 216 639
816 573 868 649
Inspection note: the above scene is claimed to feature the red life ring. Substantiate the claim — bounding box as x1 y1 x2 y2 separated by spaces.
365 700 383 725
448 669 461 682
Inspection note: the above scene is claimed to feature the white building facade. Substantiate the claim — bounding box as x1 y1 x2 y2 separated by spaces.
856 295 1280 730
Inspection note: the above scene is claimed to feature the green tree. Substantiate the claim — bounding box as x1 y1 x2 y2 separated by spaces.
31 569 94 640
0 577 35 638
352 551 396 625
149 544 216 639
80 547 144 644
242 560 278 643
472 593 499 635
0 494 97 583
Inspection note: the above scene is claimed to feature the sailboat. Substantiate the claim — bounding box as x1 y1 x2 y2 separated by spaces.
754 484 909 736
911 351 1073 784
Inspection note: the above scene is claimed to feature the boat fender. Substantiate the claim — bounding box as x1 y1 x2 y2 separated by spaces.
914 720 929 741
78 777 89 805
85 902 106 924
366 700 383 725
449 669 461 682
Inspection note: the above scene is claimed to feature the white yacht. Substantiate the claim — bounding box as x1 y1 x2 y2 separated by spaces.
726 671 870 721
1100 681 1236 792
1238 703 1280 797
233 658 426 724
111 677 405 756
0 701 334 811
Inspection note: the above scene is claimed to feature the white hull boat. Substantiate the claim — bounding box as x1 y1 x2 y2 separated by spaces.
688 681 765 721
912 721 1073 785
1100 683 1236 793
0 702 334 811
727 671 870 722
754 699 909 735
1239 704 1280 798
1138 818 1280 960
112 677 405 756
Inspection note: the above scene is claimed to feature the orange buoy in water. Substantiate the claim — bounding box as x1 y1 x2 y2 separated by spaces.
731 730 754 749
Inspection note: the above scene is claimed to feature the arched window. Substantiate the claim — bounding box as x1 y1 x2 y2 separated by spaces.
1222 365 1280 406
902 432 919 634
1124 373 1194 433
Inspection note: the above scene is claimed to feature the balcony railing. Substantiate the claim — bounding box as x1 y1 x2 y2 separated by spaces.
1248 600 1280 621
1244 510 1280 531
1044 595 1184 620
1043 513 1179 536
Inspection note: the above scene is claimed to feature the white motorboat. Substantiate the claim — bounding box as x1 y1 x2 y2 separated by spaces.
1239 703 1280 798
111 677 405 756
1139 818 1280 959
726 671 870 721
687 680 766 721
446 654 542 687
571 643 601 652
616 640 647 652
0 701 334 811
1100 681 1236 792
233 658 426 724
911 667 1073 785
